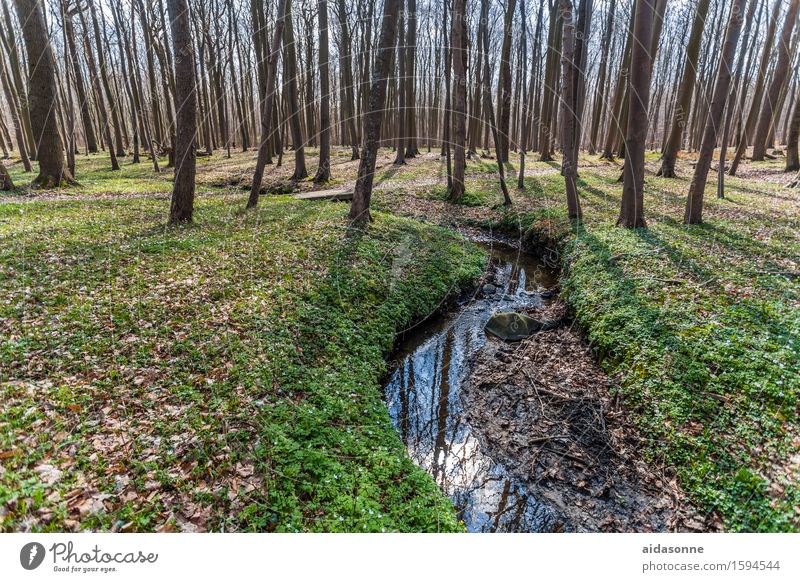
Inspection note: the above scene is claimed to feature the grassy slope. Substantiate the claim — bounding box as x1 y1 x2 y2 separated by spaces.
480 155 799 532
0 157 485 531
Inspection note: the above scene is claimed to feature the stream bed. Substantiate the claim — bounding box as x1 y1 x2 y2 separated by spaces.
384 241 560 532
384 239 698 532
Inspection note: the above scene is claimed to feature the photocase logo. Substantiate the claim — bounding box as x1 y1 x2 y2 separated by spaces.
20 542 46 570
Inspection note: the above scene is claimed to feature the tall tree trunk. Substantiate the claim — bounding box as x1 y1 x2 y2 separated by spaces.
560 0 582 220
658 0 711 177
497 0 517 163
247 0 287 208
315 0 332 182
480 0 512 205
167 0 197 223
63 7 99 154
349 0 403 223
751 0 800 161
617 0 654 228
404 0 418 157
685 0 747 224
449 0 467 201
88 0 126 157
336 0 360 159
78 6 119 170
12 0 74 187
283 0 308 180
394 4 407 165
729 0 781 175
0 52 32 171
589 0 615 154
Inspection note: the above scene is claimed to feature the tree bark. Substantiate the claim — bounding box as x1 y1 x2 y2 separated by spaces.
449 0 467 201
751 0 800 161
658 0 711 177
497 0 517 163
247 0 287 208
617 0 654 228
685 0 747 224
348 0 403 223
560 0 582 221
167 0 197 223
283 0 308 180
0 161 13 190
12 0 74 187
314 0 332 182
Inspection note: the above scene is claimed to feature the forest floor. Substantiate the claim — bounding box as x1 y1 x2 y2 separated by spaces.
1 146 797 532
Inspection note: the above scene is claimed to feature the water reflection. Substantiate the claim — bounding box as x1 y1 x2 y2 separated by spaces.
384 242 557 532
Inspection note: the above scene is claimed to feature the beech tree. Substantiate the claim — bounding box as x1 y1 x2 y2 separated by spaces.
751 0 800 161
314 0 332 183
348 0 403 222
685 0 747 223
618 0 654 228
658 0 711 178
12 0 75 188
449 0 467 201
167 0 197 223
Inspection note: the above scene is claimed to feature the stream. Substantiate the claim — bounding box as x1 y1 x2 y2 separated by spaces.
384 241 560 532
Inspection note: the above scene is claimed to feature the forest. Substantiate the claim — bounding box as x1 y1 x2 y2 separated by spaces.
0 0 798 533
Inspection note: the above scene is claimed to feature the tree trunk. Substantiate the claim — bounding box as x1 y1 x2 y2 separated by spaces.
314 0 332 182
0 52 31 172
449 0 467 201
729 0 781 175
589 0 615 154
751 0 800 161
480 0 512 205
0 161 13 190
283 0 308 180
336 0 360 159
685 0 747 224
786 94 800 171
167 0 197 223
658 0 711 177
349 0 403 223
617 0 654 228
560 0 582 221
497 0 517 163
247 0 287 208
12 0 74 187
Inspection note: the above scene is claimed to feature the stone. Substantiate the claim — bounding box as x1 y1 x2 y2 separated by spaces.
484 312 549 341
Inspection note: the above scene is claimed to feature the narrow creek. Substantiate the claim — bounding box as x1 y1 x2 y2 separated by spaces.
384 241 560 532
384 237 697 532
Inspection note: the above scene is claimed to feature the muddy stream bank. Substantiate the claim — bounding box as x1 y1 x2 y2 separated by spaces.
384 237 702 532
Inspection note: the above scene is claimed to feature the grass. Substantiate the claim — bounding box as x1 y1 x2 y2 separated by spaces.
0 154 485 531
2 146 797 532
391 151 799 532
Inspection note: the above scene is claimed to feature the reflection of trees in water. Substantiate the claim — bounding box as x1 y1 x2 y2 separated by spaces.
385 314 550 532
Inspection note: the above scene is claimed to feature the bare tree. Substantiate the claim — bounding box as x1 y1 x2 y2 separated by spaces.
348 0 403 222
617 0 654 228
167 0 197 223
658 0 711 178
449 0 467 201
751 0 800 161
560 0 582 221
248 0 288 208
12 0 75 187
685 0 747 223
314 0 332 182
